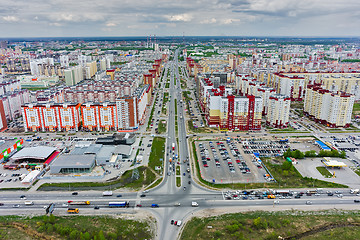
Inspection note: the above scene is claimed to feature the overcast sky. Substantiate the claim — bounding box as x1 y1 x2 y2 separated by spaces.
0 0 359 38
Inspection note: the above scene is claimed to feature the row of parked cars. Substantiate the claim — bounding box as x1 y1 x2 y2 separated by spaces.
226 140 251 174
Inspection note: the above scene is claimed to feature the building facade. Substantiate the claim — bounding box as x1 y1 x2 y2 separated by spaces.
304 84 355 128
266 94 291 128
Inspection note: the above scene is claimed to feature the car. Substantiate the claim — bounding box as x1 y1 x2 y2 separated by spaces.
94 206 100 209
20 195 26 199
62 203 69 207
171 220 174 225
306 201 312 205
140 194 146 197
72 192 78 195
295 195 301 199
188 181 191 184
116 194 122 197
183 187 186 191
136 204 142 207
0 203 4 206
12 204 20 208
354 200 360 203
174 221 177 225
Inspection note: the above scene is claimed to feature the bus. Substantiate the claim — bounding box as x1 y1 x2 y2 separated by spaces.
108 202 129 208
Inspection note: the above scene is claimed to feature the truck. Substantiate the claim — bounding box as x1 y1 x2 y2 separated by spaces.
69 201 90 205
24 201 34 205
102 191 113 196
191 202 198 207
172 143 175 150
350 189 359 194
109 202 129 208
67 208 79 214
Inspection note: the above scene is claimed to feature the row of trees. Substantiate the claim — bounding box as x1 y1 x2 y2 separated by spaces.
283 149 346 159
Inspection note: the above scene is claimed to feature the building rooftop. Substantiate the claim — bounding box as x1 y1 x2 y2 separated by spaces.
11 146 56 161
50 154 96 173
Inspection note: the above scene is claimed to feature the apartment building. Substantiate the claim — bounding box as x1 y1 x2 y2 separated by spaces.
22 103 81 132
266 94 291 128
199 77 263 131
81 103 117 131
304 84 355 128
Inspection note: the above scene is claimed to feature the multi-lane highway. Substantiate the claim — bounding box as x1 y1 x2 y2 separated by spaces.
1 50 360 240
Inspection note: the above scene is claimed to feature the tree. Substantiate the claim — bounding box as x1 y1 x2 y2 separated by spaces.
305 150 317 157
69 230 79 240
281 161 292 171
82 232 91 240
97 230 106 240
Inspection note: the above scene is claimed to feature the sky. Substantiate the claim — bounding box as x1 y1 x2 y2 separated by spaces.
0 0 360 38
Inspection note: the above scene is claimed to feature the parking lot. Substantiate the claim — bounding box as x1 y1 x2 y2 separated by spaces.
242 139 290 157
196 140 267 184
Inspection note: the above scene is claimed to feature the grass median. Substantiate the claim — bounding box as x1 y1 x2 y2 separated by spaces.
317 166 334 178
148 137 166 171
176 177 181 187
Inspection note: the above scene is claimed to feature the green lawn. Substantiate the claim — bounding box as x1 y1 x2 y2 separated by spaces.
148 137 165 171
317 167 334 178
0 214 153 240
165 82 170 88
353 102 360 111
181 210 360 240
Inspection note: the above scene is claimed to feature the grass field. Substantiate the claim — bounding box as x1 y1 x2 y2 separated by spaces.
316 167 334 178
180 210 360 240
0 214 153 240
148 137 165 171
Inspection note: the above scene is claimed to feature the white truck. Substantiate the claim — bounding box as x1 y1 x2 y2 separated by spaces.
25 201 34 205
350 189 359 194
191 201 198 207
102 191 113 196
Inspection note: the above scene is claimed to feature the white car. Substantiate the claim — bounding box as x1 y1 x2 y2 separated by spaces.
62 203 69 207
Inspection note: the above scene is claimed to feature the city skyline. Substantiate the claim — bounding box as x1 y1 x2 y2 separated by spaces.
0 0 360 38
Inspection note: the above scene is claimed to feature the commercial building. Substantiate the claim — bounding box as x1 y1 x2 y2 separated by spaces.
50 155 96 174
266 94 291 128
304 84 355 128
10 146 57 163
